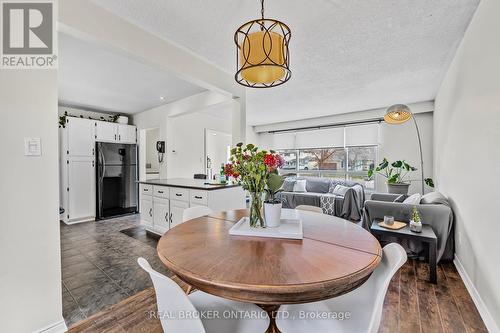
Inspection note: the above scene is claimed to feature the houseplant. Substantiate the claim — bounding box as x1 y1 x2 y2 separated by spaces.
264 169 285 228
410 206 423 233
224 143 283 228
368 158 434 194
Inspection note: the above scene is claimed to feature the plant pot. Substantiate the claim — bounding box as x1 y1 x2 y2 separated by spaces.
117 116 129 124
410 220 422 233
387 182 410 195
264 202 282 228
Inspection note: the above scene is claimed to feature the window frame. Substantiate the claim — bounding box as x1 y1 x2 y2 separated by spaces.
276 145 378 192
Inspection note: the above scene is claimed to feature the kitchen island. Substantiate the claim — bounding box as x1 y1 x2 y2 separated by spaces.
138 178 246 235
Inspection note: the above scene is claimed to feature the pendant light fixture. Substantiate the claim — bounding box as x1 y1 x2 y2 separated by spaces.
234 0 291 88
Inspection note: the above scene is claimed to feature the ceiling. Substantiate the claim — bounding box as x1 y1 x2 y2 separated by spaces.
58 33 206 114
91 0 479 124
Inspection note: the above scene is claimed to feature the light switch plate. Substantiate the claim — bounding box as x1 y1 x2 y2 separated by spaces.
24 137 41 156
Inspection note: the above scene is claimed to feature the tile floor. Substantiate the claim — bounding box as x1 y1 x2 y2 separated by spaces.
60 214 171 327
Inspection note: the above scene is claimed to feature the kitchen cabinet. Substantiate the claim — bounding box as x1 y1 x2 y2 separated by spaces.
95 121 117 142
60 116 137 224
117 124 137 143
66 117 95 156
153 197 170 234
138 181 246 235
66 156 95 222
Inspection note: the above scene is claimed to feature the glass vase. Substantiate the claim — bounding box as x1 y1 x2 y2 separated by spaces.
249 192 265 228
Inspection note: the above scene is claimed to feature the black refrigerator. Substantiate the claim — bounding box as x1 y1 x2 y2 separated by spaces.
96 142 138 219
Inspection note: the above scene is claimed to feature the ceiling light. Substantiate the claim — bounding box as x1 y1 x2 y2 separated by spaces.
160 96 165 100
234 0 291 88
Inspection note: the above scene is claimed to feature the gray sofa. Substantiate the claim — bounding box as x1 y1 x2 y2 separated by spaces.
277 177 365 221
363 192 454 262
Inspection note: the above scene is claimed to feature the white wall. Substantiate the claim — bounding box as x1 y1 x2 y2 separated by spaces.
133 98 232 180
434 0 500 331
145 128 160 172
256 112 433 195
0 72 65 332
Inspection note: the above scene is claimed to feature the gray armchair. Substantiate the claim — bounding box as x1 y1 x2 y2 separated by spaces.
363 192 454 262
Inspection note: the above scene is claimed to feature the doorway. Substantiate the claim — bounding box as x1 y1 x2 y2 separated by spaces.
204 129 232 180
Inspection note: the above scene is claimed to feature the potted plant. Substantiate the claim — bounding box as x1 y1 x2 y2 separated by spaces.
410 206 423 233
368 158 434 195
224 143 284 228
264 170 284 228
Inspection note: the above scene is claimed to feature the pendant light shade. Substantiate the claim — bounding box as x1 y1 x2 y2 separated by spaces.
384 104 412 124
234 0 291 88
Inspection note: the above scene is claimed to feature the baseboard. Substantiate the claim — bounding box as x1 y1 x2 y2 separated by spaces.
36 319 67 333
454 255 500 333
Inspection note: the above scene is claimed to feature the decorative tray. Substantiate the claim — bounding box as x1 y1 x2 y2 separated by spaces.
229 209 303 240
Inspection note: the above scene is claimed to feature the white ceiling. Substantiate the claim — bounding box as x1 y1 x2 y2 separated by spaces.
58 33 206 114
91 0 479 124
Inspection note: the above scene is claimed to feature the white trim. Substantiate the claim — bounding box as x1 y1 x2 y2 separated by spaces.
36 319 67 333
454 255 500 333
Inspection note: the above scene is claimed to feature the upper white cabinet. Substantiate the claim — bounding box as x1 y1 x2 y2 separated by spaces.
95 121 117 142
117 124 137 144
66 117 95 156
95 122 136 144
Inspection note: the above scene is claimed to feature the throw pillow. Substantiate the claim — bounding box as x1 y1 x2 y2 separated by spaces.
393 194 408 203
293 179 307 192
282 179 296 192
331 184 350 197
402 193 421 205
420 191 449 206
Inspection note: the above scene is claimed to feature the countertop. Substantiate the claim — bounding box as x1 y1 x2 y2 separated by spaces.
138 178 240 191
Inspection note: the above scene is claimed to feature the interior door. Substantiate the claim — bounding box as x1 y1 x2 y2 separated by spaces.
67 117 95 156
170 199 189 229
118 125 137 144
153 197 170 234
68 156 95 221
96 121 117 142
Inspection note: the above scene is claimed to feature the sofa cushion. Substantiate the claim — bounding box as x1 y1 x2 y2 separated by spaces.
420 191 450 206
331 184 351 197
304 177 331 193
282 178 296 192
393 194 408 203
293 179 307 192
403 193 421 205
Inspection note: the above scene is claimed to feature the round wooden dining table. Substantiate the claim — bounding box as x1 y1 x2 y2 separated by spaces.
157 209 382 333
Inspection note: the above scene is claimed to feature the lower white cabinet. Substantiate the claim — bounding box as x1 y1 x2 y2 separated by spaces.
153 197 170 234
139 184 245 235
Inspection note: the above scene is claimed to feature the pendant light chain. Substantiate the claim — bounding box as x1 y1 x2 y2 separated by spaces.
261 0 265 20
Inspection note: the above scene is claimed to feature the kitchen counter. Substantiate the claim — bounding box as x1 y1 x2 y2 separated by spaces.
138 178 241 191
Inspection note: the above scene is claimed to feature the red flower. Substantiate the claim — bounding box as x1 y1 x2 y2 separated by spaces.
264 154 278 171
224 163 240 179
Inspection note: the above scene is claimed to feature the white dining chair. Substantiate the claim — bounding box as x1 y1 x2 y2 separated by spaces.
138 258 269 333
295 205 324 214
182 206 213 222
276 243 407 333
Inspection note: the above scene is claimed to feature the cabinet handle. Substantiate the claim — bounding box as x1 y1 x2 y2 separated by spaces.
165 212 168 222
194 196 202 199
92 161 94 167
119 135 121 141
143 189 149 192
158 190 164 194
176 193 182 197
149 208 153 217
169 212 172 222
114 134 117 140
92 148 94 156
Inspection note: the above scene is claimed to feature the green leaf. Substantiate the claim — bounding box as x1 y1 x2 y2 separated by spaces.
391 160 403 168
425 178 435 188
367 169 374 178
387 174 399 183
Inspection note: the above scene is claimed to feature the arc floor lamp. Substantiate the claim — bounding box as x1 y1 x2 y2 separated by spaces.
383 104 427 194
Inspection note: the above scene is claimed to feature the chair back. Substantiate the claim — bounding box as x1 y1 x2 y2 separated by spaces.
364 243 407 333
182 206 213 222
295 205 323 214
194 174 207 179
137 258 206 333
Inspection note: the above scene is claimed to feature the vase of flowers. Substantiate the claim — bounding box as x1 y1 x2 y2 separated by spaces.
224 143 284 228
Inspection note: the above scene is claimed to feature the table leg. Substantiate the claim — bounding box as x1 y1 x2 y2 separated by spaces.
429 240 437 284
258 304 282 333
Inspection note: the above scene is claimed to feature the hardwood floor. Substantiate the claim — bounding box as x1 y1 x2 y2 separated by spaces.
62 214 487 333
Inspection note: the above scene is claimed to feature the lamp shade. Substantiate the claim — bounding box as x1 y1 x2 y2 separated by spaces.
235 19 291 88
384 104 412 124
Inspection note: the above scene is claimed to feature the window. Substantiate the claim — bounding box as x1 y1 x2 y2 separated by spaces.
277 146 377 191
